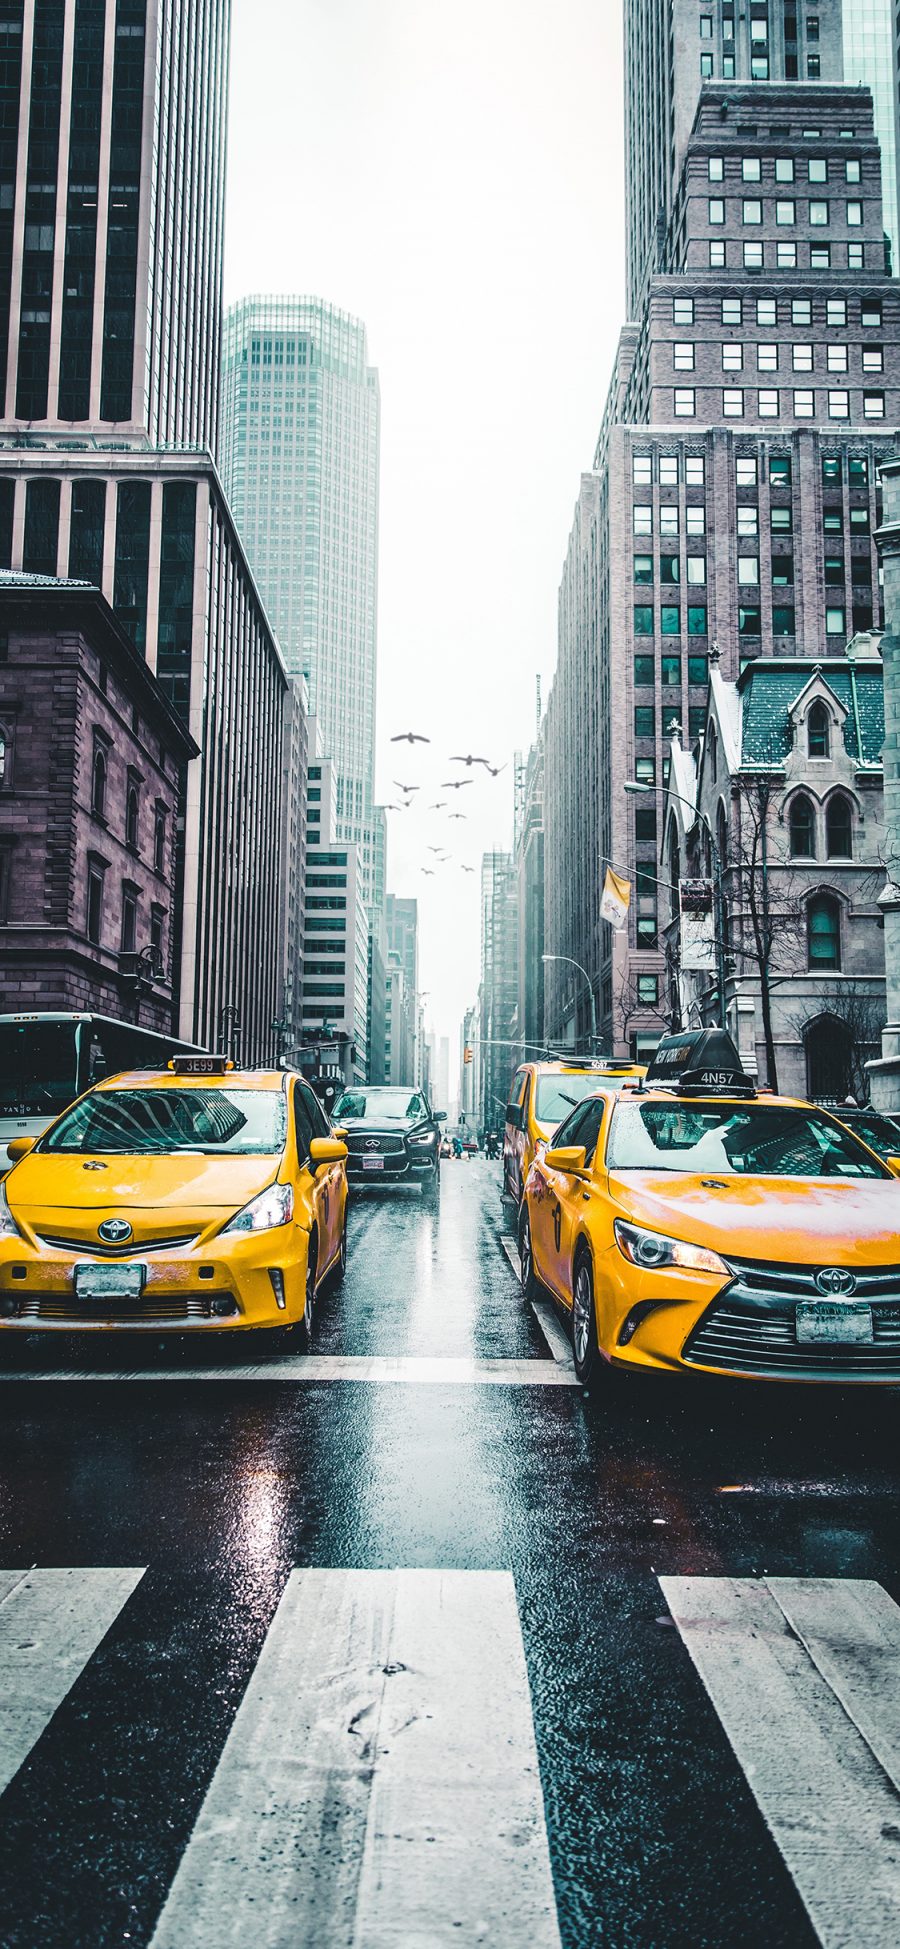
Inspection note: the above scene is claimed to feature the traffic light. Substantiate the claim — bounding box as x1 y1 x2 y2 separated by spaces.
464 1044 473 1064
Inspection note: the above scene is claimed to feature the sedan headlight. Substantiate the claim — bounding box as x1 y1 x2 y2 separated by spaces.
0 1184 21 1240
614 1218 730 1278
221 1182 294 1236
408 1130 437 1147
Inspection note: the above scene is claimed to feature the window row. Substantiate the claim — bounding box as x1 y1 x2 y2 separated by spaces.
632 455 872 492
788 789 854 860
86 865 167 965
633 505 705 535
701 52 825 81
672 295 882 327
91 742 168 875
673 343 884 374
633 554 706 583
706 241 868 270
672 388 885 419
707 155 862 186
735 505 870 536
631 453 706 485
634 704 707 742
633 606 709 635
708 197 863 227
634 654 710 687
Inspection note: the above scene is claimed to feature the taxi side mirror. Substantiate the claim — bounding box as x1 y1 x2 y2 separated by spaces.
542 1144 588 1176
6 1137 36 1165
309 1137 347 1175
331 1125 348 1141
886 1154 900 1177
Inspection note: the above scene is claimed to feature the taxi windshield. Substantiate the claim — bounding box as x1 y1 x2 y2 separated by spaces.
42 1088 287 1156
334 1089 427 1122
536 1074 629 1123
606 1101 886 1178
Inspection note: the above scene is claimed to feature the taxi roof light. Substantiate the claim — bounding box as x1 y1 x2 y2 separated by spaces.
168 1054 235 1076
643 1030 756 1099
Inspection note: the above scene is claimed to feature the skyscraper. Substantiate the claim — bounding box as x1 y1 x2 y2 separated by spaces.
479 853 518 1131
0 0 291 1063
623 0 898 312
221 297 380 855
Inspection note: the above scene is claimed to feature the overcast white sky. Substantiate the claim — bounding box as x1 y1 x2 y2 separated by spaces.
225 0 625 1070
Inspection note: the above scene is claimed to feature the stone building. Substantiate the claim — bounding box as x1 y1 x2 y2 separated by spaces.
0 573 197 1031
661 635 886 1097
479 852 518 1132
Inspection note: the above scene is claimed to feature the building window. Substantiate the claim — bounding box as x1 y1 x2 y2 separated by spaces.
685 455 705 487
659 456 679 485
824 553 844 586
634 705 655 738
688 652 708 685
807 53 820 77
722 343 743 370
776 158 795 183
121 886 137 955
634 554 653 584
757 343 778 371
638 975 659 1005
808 893 840 970
686 505 705 534
771 505 793 532
154 806 167 875
810 244 831 268
660 554 679 584
23 480 61 579
660 506 679 536
792 297 811 324
736 456 757 486
634 605 653 635
635 758 655 786
633 504 652 533
114 480 152 658
758 389 779 417
673 297 694 325
673 342 694 370
738 606 761 635
808 158 827 184
661 653 681 687
674 388 695 416
743 242 764 268
776 200 795 226
742 157 762 182
823 510 843 532
757 298 777 326
846 159 861 184
709 241 726 267
723 389 744 417
92 745 107 819
635 807 658 842
634 655 654 686
847 243 863 271
126 782 140 852
822 455 842 484
700 52 713 77
772 606 795 636
849 456 868 484
863 390 885 418
660 606 680 635
722 298 742 326
846 201 862 226
707 154 723 178
738 557 759 585
87 863 105 945
862 347 883 374
709 198 725 224
825 607 845 636
808 702 830 757
794 389 814 417
688 704 707 739
633 455 652 484
792 343 813 371
69 480 107 585
149 905 165 971
772 555 793 585
827 344 848 372
687 606 708 635
826 298 846 327
826 794 852 859
861 298 882 327
738 506 758 536
828 391 849 419
776 242 797 268
807 16 820 43
686 556 706 584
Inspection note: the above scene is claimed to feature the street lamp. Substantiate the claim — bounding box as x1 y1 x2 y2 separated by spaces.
624 780 727 1031
542 952 599 1053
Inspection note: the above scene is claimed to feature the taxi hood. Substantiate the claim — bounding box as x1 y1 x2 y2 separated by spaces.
6 1151 282 1213
607 1172 900 1266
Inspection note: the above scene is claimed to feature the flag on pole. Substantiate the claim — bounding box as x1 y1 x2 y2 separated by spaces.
600 866 631 929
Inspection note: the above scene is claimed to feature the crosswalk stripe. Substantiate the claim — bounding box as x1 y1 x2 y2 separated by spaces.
0 1355 578 1387
149 1568 562 1948
0 1567 144 1798
660 1576 900 1948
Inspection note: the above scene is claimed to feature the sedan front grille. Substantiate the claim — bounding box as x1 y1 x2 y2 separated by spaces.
724 1256 900 1303
36 1231 199 1257
14 1296 215 1325
685 1296 900 1377
345 1133 406 1156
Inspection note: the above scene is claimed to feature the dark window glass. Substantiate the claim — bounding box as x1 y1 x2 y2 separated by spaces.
738 606 761 634
0 480 13 569
637 975 659 1004
808 892 840 969
22 477 60 576
822 456 842 484
688 653 709 685
57 0 106 418
633 554 653 583
848 456 868 484
687 606 708 635
825 794 852 858
688 704 706 738
660 605 680 634
635 807 657 842
769 456 792 485
633 604 653 634
824 553 844 585
121 885 137 953
634 704 655 737
772 606 795 635
87 863 104 943
91 745 106 816
15 0 64 418
157 480 196 720
68 478 106 582
154 806 166 874
113 479 151 655
772 554 793 585
99 0 147 420
0 2 26 409
125 782 139 851
634 655 654 686
860 299 881 327
660 554 680 583
789 793 815 857
808 700 830 756
661 654 681 686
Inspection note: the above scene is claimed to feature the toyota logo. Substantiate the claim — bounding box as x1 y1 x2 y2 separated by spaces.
98 1218 133 1244
365 1139 381 1152
814 1267 857 1297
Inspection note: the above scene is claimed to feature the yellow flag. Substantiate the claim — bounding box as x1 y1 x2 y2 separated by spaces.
600 866 630 929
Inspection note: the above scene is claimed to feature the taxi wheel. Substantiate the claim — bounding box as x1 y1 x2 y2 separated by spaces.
298 1238 317 1352
330 1217 348 1287
572 1251 602 1386
518 1207 540 1304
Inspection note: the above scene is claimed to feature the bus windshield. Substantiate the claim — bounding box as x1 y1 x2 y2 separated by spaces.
0 1023 79 1118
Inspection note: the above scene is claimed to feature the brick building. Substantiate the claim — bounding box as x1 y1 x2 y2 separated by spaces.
544 83 898 1061
0 573 197 1028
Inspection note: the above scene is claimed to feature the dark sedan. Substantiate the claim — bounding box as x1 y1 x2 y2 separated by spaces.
834 1104 900 1170
332 1086 445 1204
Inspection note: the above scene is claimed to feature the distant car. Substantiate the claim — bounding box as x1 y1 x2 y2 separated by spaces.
463 1136 479 1155
833 1105 900 1173
503 1058 646 1207
439 1136 452 1159
332 1085 444 1205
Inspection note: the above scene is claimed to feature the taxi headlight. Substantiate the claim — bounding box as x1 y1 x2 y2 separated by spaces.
614 1219 729 1278
221 1182 294 1236
0 1184 21 1240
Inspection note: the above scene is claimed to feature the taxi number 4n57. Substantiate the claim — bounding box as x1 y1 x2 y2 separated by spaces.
796 1300 874 1345
74 1262 146 1301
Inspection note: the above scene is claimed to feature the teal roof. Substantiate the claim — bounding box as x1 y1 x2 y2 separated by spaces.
739 661 884 768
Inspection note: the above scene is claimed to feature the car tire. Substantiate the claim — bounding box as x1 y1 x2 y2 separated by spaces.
298 1235 317 1352
329 1217 348 1288
518 1206 541 1304
424 1167 441 1210
571 1249 603 1386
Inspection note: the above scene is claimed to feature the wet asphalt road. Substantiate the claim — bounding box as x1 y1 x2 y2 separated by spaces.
0 1159 898 1947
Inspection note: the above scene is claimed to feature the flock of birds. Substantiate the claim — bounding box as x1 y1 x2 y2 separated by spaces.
384 731 508 879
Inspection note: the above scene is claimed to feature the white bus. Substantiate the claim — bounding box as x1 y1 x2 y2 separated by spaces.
0 1012 204 1165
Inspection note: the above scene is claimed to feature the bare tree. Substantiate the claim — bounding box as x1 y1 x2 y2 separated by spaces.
785 982 887 1102
716 774 808 1093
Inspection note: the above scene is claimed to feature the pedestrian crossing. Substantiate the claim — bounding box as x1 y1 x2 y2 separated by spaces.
0 1352 579 1386
3 1567 900 1945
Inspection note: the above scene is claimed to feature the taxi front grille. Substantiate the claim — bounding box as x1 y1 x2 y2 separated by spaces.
724 1257 900 1303
36 1231 198 1256
685 1299 900 1377
14 1296 215 1325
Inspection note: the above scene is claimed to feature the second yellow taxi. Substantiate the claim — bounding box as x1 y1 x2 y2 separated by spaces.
0 1056 348 1347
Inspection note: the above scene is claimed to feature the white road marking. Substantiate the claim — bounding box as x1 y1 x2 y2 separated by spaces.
0 1567 144 1797
660 1576 900 1948
149 1568 562 1949
499 1237 577 1374
0 1355 578 1387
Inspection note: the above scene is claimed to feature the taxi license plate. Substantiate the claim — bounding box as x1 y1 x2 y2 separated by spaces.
796 1301 874 1345
362 1156 384 1171
74 1262 146 1302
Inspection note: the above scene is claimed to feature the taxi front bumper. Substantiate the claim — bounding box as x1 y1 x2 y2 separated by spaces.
0 1226 310 1331
595 1246 900 1384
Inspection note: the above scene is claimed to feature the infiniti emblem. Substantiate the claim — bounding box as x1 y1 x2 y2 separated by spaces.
815 1267 857 1298
365 1138 381 1151
98 1218 133 1244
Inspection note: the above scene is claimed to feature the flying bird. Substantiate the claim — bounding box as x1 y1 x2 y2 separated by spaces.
461 865 475 874
391 731 430 745
449 754 490 768
429 801 447 810
485 763 507 778
393 781 420 794
427 845 444 853
449 812 467 821
441 779 473 790
421 868 435 876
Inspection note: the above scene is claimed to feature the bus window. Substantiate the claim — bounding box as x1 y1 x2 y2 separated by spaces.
0 1021 80 1118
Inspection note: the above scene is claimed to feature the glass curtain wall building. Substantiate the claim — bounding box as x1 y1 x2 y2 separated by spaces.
0 0 291 1062
220 297 381 864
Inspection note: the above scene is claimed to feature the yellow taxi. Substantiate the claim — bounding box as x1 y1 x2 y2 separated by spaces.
503 1058 645 1207
0 1056 348 1348
518 1030 900 1387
